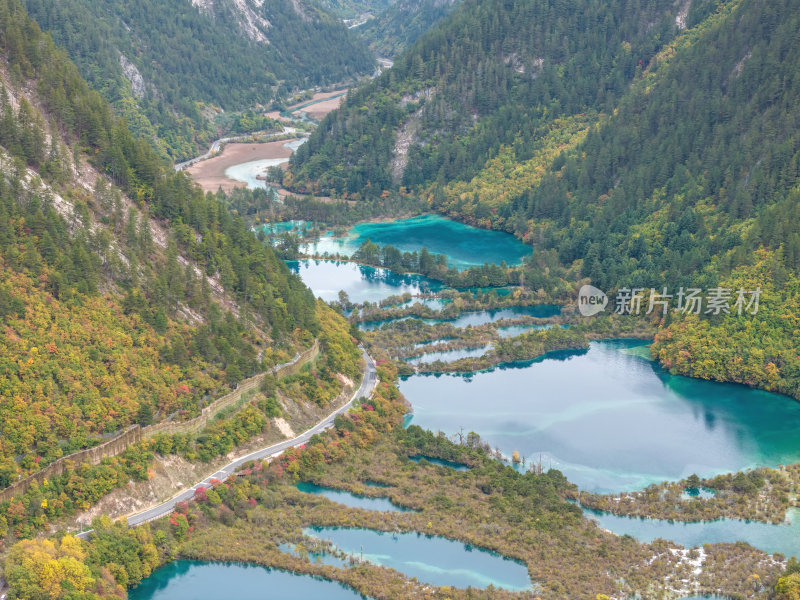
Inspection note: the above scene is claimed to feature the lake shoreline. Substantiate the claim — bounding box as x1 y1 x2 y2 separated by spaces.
402 334 653 377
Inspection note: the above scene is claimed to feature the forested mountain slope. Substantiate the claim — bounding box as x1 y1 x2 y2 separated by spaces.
22 0 374 159
357 0 458 58
316 0 392 20
291 0 705 195
0 0 327 487
291 0 800 397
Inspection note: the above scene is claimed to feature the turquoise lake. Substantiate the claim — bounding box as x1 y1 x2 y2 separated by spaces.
359 305 560 330
128 561 368 600
287 259 442 304
406 344 493 365
399 339 800 493
296 482 415 512
497 323 555 337
303 527 531 591
395 297 449 310
299 214 531 270
583 506 800 558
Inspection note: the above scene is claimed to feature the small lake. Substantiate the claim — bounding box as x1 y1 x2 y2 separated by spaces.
287 259 442 304
400 339 800 493
394 297 449 310
584 506 800 558
128 561 369 600
360 305 561 330
405 344 492 365
296 482 416 512
303 527 532 591
300 214 531 270
497 323 555 337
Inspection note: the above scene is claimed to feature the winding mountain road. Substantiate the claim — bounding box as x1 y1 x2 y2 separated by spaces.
77 348 377 537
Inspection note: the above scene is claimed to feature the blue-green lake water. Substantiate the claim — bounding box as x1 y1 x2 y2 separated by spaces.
497 323 555 337
303 527 531 591
300 214 531 270
296 482 416 512
128 561 369 600
395 297 449 310
287 259 442 304
360 305 560 330
400 339 800 493
584 506 800 558
406 344 493 365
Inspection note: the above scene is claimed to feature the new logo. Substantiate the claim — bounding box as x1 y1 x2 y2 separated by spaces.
577 284 608 316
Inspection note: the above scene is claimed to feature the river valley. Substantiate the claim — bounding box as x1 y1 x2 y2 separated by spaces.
151 78 800 600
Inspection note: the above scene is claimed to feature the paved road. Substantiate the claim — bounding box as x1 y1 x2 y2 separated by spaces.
77 348 376 537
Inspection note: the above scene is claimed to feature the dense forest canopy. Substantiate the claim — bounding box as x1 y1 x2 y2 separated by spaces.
290 0 800 397
357 0 459 58
291 0 705 195
0 0 325 483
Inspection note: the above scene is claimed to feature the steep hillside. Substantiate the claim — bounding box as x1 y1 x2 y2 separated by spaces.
315 0 392 20
290 0 701 195
0 0 330 488
358 0 458 58
22 0 375 159
440 0 800 396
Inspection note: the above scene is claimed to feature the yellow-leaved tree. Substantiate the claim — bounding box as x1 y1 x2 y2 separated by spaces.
4 536 94 599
